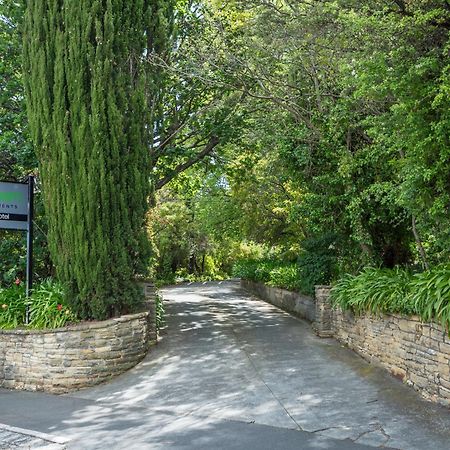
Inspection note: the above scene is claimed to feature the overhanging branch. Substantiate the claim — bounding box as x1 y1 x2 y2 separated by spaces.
155 135 220 190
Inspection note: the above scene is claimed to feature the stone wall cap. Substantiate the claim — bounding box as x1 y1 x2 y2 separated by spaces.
0 311 149 335
314 285 332 289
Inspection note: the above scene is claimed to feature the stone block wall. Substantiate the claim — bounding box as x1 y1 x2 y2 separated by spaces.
0 282 157 393
141 281 158 343
332 309 450 406
242 279 450 407
241 279 315 322
316 287 450 407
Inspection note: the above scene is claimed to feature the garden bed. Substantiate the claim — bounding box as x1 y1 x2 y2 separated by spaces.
0 282 157 393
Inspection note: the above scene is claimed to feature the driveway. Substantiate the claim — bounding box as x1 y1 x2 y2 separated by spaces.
1 280 450 449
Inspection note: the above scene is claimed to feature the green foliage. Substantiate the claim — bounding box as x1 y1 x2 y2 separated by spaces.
199 0 450 272
267 265 302 292
0 2 52 287
0 284 26 329
233 259 302 292
5 0 450 326
0 0 34 180
23 1 175 319
150 167 245 283
232 259 262 281
253 260 279 284
233 235 337 295
409 265 450 330
28 279 78 329
296 234 339 295
331 265 450 331
0 193 53 288
331 267 415 316
0 232 27 286
0 279 77 330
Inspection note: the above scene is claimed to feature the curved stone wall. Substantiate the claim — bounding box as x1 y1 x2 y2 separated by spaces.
0 283 157 393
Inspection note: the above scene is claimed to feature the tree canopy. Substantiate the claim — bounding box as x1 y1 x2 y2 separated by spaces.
1 0 449 316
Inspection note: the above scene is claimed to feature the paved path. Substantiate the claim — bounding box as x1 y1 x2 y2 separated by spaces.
0 423 66 449
1 281 450 449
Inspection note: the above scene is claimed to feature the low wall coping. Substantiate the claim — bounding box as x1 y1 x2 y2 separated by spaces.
0 311 149 336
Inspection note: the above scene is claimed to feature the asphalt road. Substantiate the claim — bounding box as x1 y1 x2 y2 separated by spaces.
1 280 450 449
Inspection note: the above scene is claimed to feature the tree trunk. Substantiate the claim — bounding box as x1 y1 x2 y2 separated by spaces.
412 216 429 270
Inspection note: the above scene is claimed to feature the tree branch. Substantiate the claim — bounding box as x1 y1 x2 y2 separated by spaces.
155 135 220 190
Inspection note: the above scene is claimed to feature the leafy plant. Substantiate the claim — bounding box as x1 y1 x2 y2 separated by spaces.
233 259 276 283
234 259 302 292
330 267 414 315
0 279 78 329
409 265 450 330
28 279 78 329
0 284 26 329
155 292 165 332
232 260 260 280
331 265 450 331
267 265 302 291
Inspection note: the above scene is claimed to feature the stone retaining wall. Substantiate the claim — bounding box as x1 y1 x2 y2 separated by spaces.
331 307 450 406
314 286 450 407
242 279 450 407
0 282 157 393
241 279 315 322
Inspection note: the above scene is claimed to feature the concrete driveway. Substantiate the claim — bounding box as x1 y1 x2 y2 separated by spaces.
1 280 450 449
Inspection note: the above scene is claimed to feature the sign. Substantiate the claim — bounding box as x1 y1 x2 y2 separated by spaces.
0 177 34 323
0 181 29 231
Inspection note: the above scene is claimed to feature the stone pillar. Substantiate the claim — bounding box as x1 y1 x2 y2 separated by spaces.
140 281 158 344
314 285 334 337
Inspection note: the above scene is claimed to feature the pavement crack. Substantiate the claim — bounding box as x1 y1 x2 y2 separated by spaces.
230 328 304 432
311 426 342 433
353 422 391 446
379 425 391 443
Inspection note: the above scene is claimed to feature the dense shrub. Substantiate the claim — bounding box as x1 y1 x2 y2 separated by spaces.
267 265 302 291
331 265 450 330
238 257 450 330
233 236 338 295
0 283 26 329
28 280 78 329
155 292 165 332
0 213 52 288
233 259 303 292
331 267 414 315
296 233 338 295
0 279 78 329
409 265 450 329
232 260 261 281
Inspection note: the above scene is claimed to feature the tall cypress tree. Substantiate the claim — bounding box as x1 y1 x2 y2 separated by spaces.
23 1 174 319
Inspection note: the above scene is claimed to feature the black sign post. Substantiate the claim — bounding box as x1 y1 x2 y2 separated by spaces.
26 176 34 324
0 177 34 324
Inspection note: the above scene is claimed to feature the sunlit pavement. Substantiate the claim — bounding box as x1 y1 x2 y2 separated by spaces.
1 280 450 449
